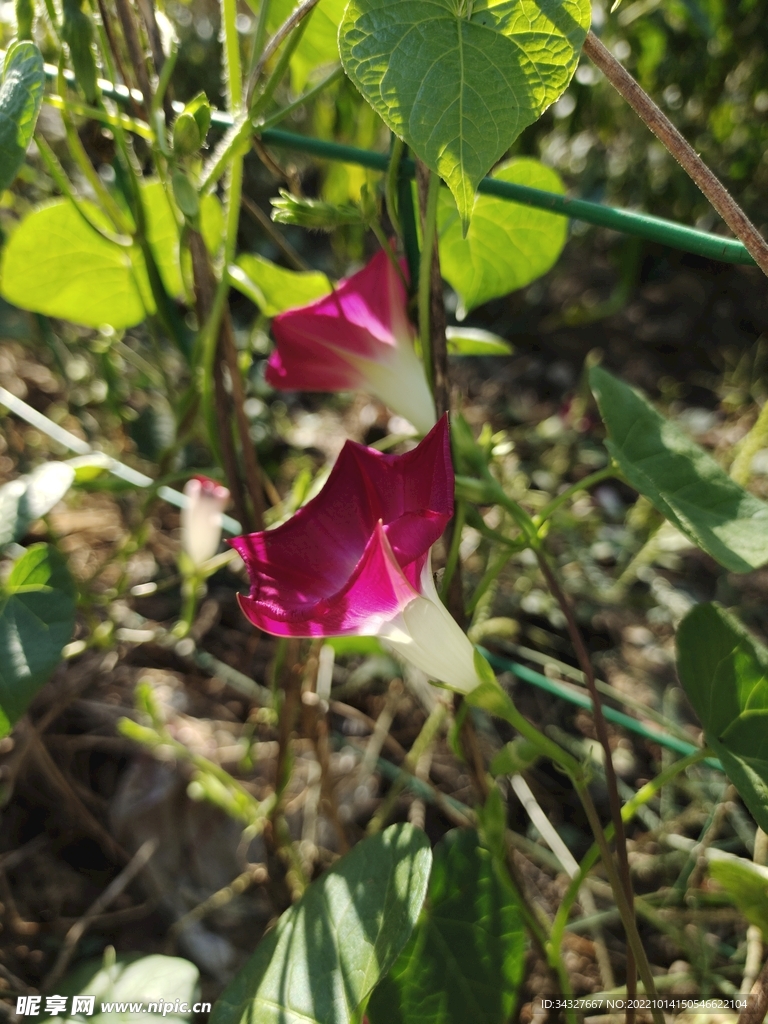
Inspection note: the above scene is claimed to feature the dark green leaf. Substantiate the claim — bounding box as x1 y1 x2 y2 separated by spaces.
0 544 76 734
590 366 768 572
340 0 589 229
677 603 768 832
0 41 45 193
0 461 75 548
439 160 567 317
708 858 768 937
368 830 525 1024
211 824 431 1024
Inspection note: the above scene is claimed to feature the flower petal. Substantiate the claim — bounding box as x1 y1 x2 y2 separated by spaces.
237 521 418 637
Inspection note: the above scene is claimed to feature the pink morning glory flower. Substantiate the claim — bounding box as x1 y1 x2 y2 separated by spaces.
266 249 437 436
182 476 230 567
232 417 479 693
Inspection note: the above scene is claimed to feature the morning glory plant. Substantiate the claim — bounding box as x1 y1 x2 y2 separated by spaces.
267 250 437 436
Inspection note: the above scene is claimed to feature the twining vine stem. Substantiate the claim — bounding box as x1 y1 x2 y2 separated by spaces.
583 31 768 278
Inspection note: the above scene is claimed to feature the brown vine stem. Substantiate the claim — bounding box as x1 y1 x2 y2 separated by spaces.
737 955 768 1024
188 230 266 531
247 0 322 100
113 0 153 115
583 31 768 278
536 548 638 1019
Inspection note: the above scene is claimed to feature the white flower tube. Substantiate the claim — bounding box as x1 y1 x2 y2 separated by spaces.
181 476 230 567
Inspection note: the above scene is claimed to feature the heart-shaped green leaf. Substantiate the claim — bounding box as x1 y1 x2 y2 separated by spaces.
0 41 45 193
368 829 525 1024
339 0 589 229
1 184 222 329
590 366 768 573
439 159 567 317
0 462 75 549
0 544 76 736
210 823 431 1024
445 327 512 356
677 603 768 832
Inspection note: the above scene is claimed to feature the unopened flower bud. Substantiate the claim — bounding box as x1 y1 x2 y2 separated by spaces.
181 476 230 567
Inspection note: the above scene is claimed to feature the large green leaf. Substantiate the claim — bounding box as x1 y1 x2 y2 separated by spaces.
0 544 76 735
439 159 567 317
210 824 431 1024
0 461 75 549
368 829 525 1024
708 858 768 937
230 253 332 317
0 41 45 193
0 184 221 329
49 953 199 1024
677 603 768 833
340 0 589 229
590 366 768 573
269 0 346 90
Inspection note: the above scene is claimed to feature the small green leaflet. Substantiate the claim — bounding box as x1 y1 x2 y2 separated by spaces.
47 954 199 1024
340 0 589 230
368 830 525 1024
229 253 332 317
708 858 768 938
677 603 768 833
0 185 222 330
439 160 567 317
590 366 768 572
0 41 45 194
446 327 513 356
0 544 76 737
210 824 431 1024
0 461 75 549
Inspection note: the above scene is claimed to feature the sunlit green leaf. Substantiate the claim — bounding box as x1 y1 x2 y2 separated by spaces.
0 41 45 193
0 182 218 329
368 829 525 1024
0 544 76 735
268 0 346 91
230 253 332 317
439 160 567 317
445 327 513 356
340 0 589 228
590 366 768 572
677 603 768 832
0 462 75 549
210 824 431 1024
49 954 199 1024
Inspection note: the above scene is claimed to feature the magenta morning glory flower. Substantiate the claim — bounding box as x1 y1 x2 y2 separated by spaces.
266 249 437 436
232 417 479 693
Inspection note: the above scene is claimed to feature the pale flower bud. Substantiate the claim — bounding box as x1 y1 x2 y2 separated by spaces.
181 476 230 567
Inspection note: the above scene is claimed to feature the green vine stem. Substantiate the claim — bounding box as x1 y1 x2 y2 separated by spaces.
534 465 615 526
417 168 440 394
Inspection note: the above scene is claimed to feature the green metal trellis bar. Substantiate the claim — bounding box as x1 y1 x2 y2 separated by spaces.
49 65 757 267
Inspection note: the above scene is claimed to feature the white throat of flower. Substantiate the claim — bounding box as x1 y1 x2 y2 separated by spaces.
379 553 479 694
